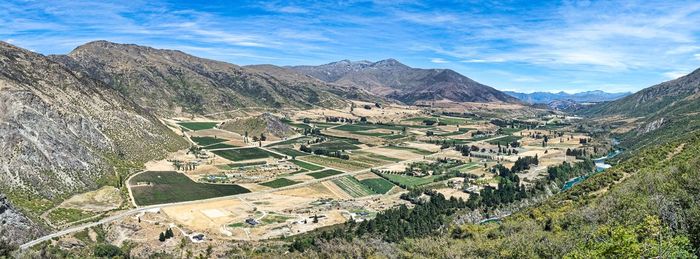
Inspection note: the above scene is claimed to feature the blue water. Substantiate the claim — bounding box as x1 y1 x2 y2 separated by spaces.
562 148 621 191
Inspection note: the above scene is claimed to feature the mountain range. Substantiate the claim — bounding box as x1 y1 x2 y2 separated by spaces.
581 68 700 149
289 59 518 104
504 90 631 104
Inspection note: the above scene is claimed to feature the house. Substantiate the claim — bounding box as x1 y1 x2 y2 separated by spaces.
245 218 259 226
191 233 205 243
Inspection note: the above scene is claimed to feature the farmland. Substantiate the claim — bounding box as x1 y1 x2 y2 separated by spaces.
290 159 323 171
190 136 227 146
212 147 283 161
332 176 375 197
380 173 440 188
307 169 345 179
203 143 238 149
177 121 219 131
272 147 311 157
129 171 250 205
359 178 395 194
259 178 299 188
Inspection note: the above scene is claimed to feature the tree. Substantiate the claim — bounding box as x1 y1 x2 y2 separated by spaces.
93 243 123 258
313 215 319 223
159 232 166 242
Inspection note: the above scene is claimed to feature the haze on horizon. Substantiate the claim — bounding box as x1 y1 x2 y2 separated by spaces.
2 0 700 93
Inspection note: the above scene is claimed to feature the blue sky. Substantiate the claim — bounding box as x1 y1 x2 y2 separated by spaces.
3 0 700 93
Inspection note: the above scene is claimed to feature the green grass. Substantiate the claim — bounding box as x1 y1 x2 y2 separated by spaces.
203 143 238 150
380 173 439 188
487 136 523 145
380 134 406 140
438 117 469 125
260 178 299 188
216 161 267 170
335 124 403 132
437 128 472 137
129 171 250 205
498 127 523 135
332 176 375 197
177 122 218 131
260 212 293 224
307 169 345 179
191 136 228 146
290 159 324 170
360 177 396 194
213 147 283 161
384 145 435 155
272 147 311 157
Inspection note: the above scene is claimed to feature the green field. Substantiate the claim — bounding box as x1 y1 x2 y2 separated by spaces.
129 171 250 205
203 143 238 149
487 135 523 145
438 117 469 125
384 145 435 155
259 178 299 188
498 127 523 135
213 148 283 161
357 152 403 162
177 122 218 131
216 161 267 170
335 124 403 132
360 177 396 194
380 173 439 188
191 136 228 146
307 169 345 179
290 159 323 171
332 176 375 197
272 147 311 157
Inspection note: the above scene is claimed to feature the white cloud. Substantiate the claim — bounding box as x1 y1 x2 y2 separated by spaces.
694 53 700 60
663 70 690 79
430 58 449 63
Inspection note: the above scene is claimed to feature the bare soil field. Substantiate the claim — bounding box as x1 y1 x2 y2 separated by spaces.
60 186 123 212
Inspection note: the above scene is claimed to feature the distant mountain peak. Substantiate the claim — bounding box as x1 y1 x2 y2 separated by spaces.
290 58 517 104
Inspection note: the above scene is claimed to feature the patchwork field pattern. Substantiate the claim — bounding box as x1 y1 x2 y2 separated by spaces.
332 176 375 198
130 171 250 205
359 178 395 194
307 169 345 179
213 147 283 161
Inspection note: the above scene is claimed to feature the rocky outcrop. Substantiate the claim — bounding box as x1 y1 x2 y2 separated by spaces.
0 194 43 247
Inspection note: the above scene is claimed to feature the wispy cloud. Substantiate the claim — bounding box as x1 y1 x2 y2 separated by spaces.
2 0 700 92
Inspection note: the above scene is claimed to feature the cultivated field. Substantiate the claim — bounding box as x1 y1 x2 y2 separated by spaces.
129 171 250 205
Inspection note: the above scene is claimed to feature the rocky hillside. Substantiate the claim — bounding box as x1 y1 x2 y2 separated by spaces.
582 68 700 149
50 41 359 116
0 42 187 244
220 113 295 139
290 59 518 104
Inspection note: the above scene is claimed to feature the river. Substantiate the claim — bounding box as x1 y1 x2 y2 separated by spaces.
562 145 622 191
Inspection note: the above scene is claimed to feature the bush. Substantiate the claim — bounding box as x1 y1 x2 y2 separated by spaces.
93 243 123 258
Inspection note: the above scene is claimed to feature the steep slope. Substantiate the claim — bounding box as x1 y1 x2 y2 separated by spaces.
582 68 700 149
50 41 354 115
291 59 518 104
220 113 295 139
0 42 186 244
505 90 631 104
